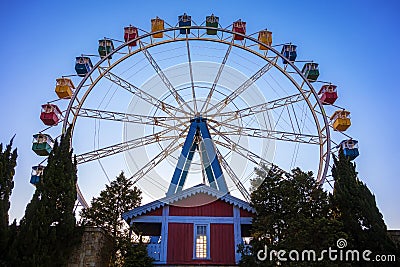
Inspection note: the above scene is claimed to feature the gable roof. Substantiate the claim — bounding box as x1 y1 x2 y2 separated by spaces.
122 184 255 221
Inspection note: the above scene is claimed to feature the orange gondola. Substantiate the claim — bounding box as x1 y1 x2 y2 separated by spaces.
258 30 272 50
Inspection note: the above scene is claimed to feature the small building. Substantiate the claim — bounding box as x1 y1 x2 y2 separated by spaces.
123 184 254 266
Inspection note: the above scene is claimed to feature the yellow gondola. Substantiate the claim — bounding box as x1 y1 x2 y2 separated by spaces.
258 30 272 50
55 78 75 99
151 17 164 38
331 110 351 131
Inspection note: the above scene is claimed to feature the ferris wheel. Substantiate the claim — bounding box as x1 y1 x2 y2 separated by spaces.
31 14 359 208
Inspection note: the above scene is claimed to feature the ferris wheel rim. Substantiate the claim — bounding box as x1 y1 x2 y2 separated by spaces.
61 24 331 206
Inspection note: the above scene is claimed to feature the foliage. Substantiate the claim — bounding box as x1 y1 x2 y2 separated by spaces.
0 138 17 265
121 239 154 267
330 149 399 264
240 165 344 266
80 172 152 266
13 127 81 266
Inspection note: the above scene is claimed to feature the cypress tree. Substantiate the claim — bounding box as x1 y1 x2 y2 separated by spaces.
15 127 80 266
0 138 17 264
331 150 399 264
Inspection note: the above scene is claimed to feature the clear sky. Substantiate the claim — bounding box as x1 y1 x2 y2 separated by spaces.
1 0 399 229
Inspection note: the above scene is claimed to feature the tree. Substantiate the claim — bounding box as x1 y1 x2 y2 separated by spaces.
241 165 344 266
80 172 152 266
0 138 17 264
121 239 154 267
331 150 399 263
14 128 80 266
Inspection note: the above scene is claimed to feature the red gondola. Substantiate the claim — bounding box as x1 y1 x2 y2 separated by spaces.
318 84 338 105
40 104 62 126
233 20 246 40
124 26 138 47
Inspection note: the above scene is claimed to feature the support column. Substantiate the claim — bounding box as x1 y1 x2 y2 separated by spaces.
160 205 169 264
233 206 242 263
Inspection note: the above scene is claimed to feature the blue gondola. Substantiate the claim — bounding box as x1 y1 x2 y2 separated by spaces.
30 165 44 185
178 13 191 34
75 56 93 77
338 139 359 160
281 44 297 64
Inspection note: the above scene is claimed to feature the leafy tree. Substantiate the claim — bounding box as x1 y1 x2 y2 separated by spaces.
331 150 399 264
14 128 81 266
0 138 17 264
241 165 344 266
80 172 152 266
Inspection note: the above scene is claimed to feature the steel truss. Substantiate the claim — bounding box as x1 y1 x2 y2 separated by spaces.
55 24 334 208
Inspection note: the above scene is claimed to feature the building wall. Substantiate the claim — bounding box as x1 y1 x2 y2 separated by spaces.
388 230 400 247
169 199 234 217
68 227 114 267
210 224 235 264
129 196 255 266
167 222 236 265
167 223 194 264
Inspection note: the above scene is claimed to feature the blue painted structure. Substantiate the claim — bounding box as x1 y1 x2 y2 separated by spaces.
167 117 228 196
75 56 93 77
178 13 191 34
338 139 359 160
281 44 297 64
30 165 44 185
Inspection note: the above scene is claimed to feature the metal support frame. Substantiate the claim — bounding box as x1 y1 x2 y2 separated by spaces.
56 24 342 207
167 117 228 196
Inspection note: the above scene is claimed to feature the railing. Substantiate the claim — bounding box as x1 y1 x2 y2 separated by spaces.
147 243 161 261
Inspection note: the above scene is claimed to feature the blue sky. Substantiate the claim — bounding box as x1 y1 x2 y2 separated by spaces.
1 0 399 229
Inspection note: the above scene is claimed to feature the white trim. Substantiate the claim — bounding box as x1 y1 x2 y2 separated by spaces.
193 223 211 260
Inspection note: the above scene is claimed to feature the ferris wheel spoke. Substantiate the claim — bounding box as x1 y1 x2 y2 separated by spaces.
130 127 189 184
215 147 250 202
200 38 234 113
185 34 198 113
139 40 195 114
205 55 279 115
209 120 320 145
99 67 191 118
211 91 308 124
75 107 189 130
76 127 184 164
210 125 273 168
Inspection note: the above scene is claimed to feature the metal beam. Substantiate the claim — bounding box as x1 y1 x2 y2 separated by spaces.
99 67 191 118
75 107 188 131
139 40 194 114
201 38 234 113
209 91 308 123
205 56 278 115
76 128 182 164
185 32 197 114
215 147 250 202
130 128 189 184
210 125 274 169
209 120 320 145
